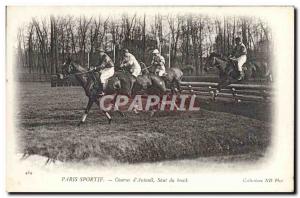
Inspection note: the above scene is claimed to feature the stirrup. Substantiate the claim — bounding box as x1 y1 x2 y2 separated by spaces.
98 92 105 97
236 74 243 81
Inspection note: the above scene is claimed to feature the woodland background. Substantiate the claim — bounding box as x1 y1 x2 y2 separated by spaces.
15 13 272 77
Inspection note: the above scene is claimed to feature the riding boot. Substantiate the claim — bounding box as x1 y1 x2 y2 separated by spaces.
237 71 243 81
97 83 105 97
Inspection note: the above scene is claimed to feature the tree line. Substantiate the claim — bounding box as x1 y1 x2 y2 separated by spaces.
16 13 272 76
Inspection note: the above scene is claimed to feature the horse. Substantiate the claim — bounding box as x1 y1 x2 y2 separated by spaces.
59 57 114 126
204 52 272 92
139 62 183 94
112 65 168 114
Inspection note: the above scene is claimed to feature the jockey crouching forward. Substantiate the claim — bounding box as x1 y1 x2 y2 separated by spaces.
120 49 141 77
229 37 247 81
93 48 115 96
151 49 166 76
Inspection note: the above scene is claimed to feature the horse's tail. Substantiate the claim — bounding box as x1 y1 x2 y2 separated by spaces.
251 61 271 78
172 67 183 81
251 61 258 72
245 61 258 79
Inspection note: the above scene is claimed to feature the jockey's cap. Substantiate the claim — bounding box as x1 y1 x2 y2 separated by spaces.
123 48 129 53
97 48 105 53
235 37 241 42
152 49 159 54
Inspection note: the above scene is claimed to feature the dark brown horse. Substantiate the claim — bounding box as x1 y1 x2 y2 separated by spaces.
59 58 113 126
127 63 166 95
140 62 183 93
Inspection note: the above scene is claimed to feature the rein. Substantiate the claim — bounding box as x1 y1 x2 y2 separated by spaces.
141 65 153 71
73 69 96 76
64 67 98 79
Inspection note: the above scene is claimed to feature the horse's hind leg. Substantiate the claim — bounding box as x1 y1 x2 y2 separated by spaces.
268 73 273 82
175 80 182 93
78 98 93 126
112 94 125 117
170 84 175 94
95 100 112 124
104 111 112 124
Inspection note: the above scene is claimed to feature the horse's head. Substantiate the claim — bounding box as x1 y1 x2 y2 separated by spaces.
57 57 76 79
140 62 150 75
204 52 220 72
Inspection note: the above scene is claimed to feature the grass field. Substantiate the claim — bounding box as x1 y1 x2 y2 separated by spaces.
16 82 272 164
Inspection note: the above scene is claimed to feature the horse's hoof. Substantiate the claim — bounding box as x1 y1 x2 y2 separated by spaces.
108 119 112 124
77 121 83 127
215 91 219 96
21 153 29 160
150 111 155 117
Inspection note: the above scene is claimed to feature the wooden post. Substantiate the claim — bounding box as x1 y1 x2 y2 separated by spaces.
159 43 162 54
87 52 90 69
169 33 171 68
113 44 116 63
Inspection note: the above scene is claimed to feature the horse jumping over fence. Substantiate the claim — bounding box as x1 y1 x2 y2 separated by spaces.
204 52 272 99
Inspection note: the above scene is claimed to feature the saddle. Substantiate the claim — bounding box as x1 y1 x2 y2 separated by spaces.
228 58 238 69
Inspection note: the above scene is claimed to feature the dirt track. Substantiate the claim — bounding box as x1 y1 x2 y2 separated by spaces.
16 82 272 164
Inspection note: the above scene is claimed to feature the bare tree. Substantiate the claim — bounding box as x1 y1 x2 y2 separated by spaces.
167 14 181 66
77 16 92 65
16 13 272 78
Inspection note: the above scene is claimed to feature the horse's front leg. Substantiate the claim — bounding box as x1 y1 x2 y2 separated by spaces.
217 76 232 91
111 94 125 117
213 78 231 101
78 98 93 126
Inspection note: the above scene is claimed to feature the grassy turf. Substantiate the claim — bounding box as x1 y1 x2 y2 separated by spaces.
16 82 271 163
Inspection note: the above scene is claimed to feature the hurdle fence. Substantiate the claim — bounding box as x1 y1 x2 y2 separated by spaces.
50 75 273 103
180 81 272 103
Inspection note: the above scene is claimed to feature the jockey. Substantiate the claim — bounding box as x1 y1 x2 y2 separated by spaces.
93 48 115 96
151 49 166 76
120 49 141 77
229 37 247 80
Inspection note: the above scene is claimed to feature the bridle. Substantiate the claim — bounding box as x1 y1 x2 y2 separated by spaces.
61 61 96 79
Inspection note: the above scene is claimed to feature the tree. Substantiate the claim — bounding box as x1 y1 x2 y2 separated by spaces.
167 14 181 66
